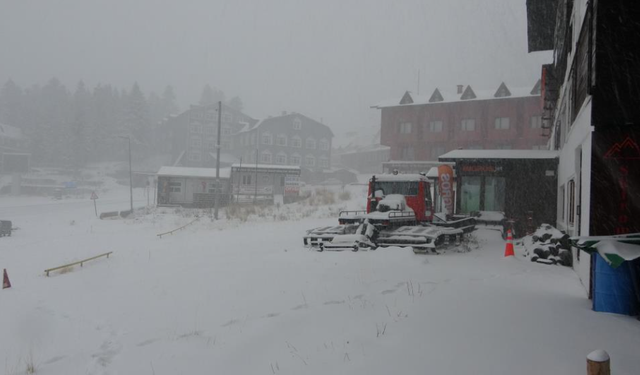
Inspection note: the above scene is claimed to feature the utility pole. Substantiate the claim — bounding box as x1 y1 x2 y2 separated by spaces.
254 129 259 204
127 136 133 214
237 157 242 203
214 101 222 220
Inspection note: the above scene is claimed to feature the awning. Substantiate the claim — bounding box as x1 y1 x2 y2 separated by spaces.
572 233 640 268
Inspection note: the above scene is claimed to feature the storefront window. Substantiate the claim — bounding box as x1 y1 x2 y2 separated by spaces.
484 176 506 212
461 176 481 213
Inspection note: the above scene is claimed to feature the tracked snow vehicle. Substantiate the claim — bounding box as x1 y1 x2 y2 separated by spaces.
304 173 476 253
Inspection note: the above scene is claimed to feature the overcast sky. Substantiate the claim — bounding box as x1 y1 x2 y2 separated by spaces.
0 0 550 144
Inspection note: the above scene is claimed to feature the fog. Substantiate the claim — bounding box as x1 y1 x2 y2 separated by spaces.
0 0 550 139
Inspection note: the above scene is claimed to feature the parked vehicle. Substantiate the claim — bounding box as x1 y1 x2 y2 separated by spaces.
304 173 476 253
0 220 12 237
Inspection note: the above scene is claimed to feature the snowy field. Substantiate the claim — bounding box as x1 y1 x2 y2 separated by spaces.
1 184 639 375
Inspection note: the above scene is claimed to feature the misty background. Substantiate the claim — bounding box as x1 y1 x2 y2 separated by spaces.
0 0 551 162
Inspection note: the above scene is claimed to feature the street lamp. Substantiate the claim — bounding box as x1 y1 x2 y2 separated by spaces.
117 135 134 215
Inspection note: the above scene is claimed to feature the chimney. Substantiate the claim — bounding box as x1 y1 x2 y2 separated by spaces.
457 85 464 94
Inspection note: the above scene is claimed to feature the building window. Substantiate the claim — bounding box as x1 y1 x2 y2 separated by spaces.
399 122 412 134
222 127 231 135
262 133 273 145
169 181 182 192
430 146 445 159
276 134 287 146
275 153 287 165
305 155 315 167
190 137 202 147
461 119 475 131
250 133 256 145
306 138 316 149
319 139 330 150
530 115 542 129
293 118 302 130
429 120 443 132
494 117 510 130
532 144 546 150
204 137 215 148
242 175 252 185
401 146 414 160
222 113 233 123
568 179 576 226
290 154 301 165
291 136 302 148
260 151 272 164
208 181 222 194
319 157 329 168
222 140 231 150
189 151 201 161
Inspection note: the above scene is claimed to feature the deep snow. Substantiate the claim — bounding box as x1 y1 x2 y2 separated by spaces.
1 184 639 375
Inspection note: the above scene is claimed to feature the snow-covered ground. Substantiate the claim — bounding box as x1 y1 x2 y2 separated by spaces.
1 184 639 375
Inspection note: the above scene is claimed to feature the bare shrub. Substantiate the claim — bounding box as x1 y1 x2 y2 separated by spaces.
59 265 74 274
338 190 351 201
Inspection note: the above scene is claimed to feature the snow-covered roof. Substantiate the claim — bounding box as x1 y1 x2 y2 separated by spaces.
439 150 559 160
372 173 428 182
371 82 540 109
157 166 231 179
209 152 239 164
340 144 390 155
231 163 301 171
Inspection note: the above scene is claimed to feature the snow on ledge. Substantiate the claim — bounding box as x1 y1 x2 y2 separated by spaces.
587 350 610 362
439 150 559 160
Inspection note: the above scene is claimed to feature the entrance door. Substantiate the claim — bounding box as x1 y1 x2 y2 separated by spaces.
460 176 481 213
484 176 506 212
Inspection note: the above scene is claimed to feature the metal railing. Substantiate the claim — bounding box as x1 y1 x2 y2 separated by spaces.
45 252 113 276
157 217 199 238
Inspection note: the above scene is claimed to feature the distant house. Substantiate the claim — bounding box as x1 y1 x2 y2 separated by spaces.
230 112 333 183
371 82 547 161
0 123 25 155
156 166 231 207
163 104 258 168
338 144 390 173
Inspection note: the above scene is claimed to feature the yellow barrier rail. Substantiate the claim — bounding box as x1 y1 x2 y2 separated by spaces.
157 217 199 238
44 251 113 276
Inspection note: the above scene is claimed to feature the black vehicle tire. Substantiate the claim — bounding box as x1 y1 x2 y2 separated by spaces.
352 244 359 252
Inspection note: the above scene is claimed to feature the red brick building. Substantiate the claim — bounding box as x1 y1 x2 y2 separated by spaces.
372 82 547 161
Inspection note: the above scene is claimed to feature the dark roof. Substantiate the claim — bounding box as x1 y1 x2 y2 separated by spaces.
494 82 512 98
400 91 414 104
429 88 444 103
243 112 334 137
526 0 558 52
460 85 477 100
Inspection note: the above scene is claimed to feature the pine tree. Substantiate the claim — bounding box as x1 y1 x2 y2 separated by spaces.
0 79 23 127
199 84 225 106
123 82 150 158
228 96 244 112
70 80 91 172
39 78 71 166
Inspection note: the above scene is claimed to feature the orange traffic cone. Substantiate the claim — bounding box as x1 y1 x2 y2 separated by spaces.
2 269 11 289
504 230 515 257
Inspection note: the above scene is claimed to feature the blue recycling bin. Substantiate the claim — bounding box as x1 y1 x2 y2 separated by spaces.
593 253 640 316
